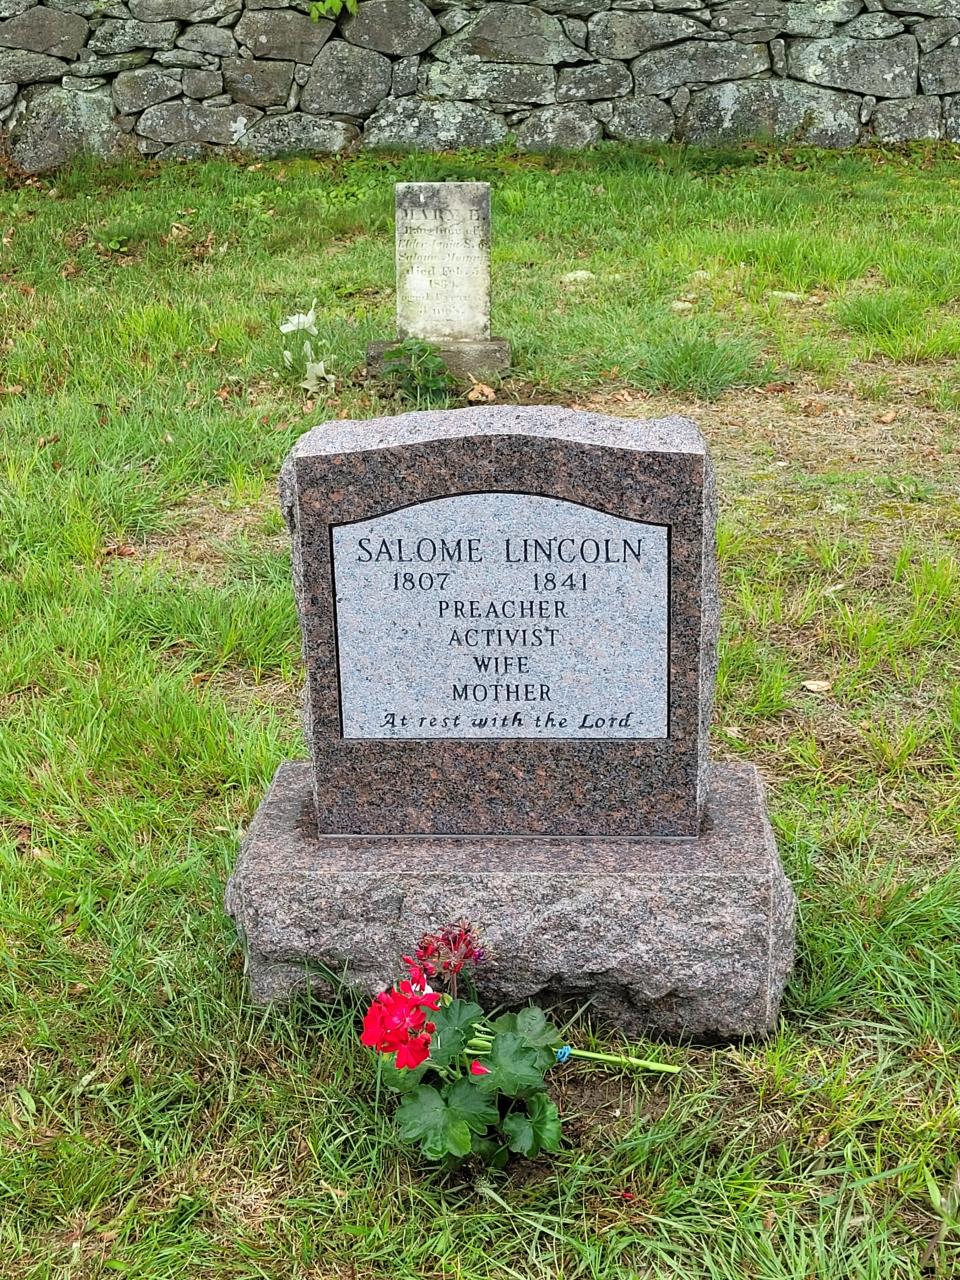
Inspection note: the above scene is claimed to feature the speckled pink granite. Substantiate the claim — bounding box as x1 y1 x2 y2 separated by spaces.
279 406 718 838
225 760 795 1041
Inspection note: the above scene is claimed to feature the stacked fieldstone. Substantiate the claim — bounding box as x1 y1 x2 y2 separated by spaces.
2 0 960 171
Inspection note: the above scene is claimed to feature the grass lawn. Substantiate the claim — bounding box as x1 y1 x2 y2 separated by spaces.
2 143 960 1278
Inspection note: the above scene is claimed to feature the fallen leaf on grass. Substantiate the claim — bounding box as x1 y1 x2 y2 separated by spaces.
191 230 217 261
467 381 496 403
1 384 23 395
801 679 832 693
877 410 897 424
36 434 60 449
103 544 136 558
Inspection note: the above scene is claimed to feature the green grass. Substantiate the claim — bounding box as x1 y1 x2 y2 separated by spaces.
2 144 960 1278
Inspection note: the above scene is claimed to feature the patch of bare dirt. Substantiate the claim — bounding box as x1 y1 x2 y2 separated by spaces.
553 1065 639 1146
204 669 300 725
142 487 284 585
576 364 957 505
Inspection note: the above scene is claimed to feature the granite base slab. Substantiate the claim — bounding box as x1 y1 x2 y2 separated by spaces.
225 760 795 1041
367 337 511 381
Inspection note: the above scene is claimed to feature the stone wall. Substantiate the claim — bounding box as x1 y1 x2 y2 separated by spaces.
2 0 959 171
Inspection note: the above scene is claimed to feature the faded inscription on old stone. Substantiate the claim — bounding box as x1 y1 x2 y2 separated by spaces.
332 492 669 740
395 181 491 343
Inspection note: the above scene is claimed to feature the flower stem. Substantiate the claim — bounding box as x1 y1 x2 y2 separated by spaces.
467 1037 677 1074
567 1048 680 1074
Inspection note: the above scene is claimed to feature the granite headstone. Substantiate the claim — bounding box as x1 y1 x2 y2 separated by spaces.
279 406 713 838
227 406 795 1040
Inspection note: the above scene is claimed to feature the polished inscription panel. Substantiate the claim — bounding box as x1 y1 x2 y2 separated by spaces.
332 492 669 740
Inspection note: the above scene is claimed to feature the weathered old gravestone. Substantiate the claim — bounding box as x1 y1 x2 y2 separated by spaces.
226 406 795 1040
367 182 511 381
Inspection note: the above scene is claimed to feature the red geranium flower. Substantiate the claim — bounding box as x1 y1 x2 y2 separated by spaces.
415 921 485 982
396 1033 431 1070
361 983 441 1068
469 1060 490 1076
401 957 436 995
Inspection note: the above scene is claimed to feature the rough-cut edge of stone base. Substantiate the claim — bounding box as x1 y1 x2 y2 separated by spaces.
367 337 511 381
226 760 796 1042
764 832 796 1032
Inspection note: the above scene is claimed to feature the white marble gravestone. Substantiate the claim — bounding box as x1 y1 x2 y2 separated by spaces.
396 182 492 344
368 182 510 380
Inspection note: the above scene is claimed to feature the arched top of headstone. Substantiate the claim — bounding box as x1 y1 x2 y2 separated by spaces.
286 405 707 462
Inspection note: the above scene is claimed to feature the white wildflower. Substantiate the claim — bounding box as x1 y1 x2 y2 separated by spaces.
280 300 319 336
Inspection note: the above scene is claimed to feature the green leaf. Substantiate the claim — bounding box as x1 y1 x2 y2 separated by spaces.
501 1093 563 1158
427 999 483 1068
515 1006 561 1049
396 1085 472 1161
925 1169 944 1212
471 1134 510 1169
476 1031 549 1096
379 1058 427 1093
446 1078 499 1134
